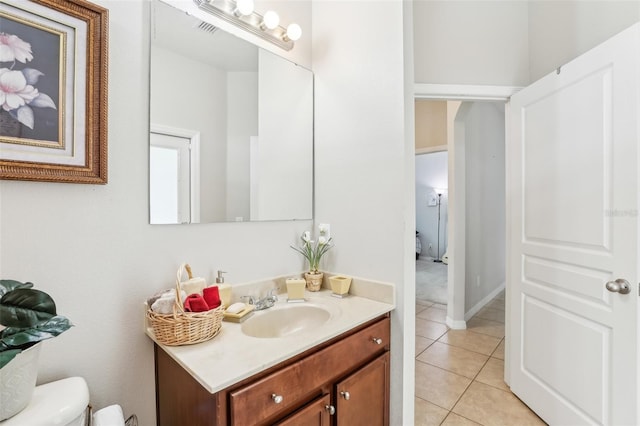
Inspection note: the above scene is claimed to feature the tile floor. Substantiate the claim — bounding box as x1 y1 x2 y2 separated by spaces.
414 291 546 425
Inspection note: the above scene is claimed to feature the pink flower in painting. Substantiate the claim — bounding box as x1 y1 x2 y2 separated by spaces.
0 33 33 63
0 68 39 110
0 68 42 129
0 69 39 111
0 33 56 130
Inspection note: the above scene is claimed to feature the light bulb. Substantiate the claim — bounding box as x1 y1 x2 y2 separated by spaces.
285 23 302 41
235 0 254 16
262 11 280 30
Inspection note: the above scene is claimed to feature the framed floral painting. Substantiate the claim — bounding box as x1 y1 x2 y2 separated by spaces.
0 0 108 184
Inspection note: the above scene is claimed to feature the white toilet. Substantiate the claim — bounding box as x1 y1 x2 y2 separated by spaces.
0 376 127 426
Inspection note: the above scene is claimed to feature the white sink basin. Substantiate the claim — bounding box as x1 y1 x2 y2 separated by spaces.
241 304 333 338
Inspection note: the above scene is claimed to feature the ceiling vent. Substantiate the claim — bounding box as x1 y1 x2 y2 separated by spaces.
196 21 218 35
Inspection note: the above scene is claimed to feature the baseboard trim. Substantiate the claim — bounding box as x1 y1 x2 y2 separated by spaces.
464 282 505 322
446 317 467 330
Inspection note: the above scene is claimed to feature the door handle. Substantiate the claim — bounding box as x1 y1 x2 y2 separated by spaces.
605 278 631 295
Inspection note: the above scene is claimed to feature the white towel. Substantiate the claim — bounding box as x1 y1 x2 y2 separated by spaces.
180 277 206 296
151 290 186 314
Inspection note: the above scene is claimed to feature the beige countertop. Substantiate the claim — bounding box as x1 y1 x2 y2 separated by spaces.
146 285 395 394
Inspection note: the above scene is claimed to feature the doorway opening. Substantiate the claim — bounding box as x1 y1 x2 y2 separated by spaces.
413 87 517 329
413 86 527 425
415 150 449 305
149 124 201 225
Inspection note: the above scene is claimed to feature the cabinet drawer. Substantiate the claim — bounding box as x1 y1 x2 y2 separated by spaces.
229 317 390 425
274 394 331 426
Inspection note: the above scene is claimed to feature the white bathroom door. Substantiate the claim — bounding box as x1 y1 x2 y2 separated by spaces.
508 24 639 425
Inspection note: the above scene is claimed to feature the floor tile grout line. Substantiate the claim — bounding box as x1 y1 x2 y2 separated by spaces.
415 358 478 383
439 410 483 426
416 354 509 426
434 339 501 358
444 373 477 423
414 394 454 414
444 353 494 425
415 291 509 425
447 337 514 426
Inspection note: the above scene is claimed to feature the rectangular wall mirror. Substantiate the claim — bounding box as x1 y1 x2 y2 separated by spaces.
149 0 313 224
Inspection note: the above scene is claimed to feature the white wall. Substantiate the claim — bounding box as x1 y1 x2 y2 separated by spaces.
151 46 227 222
413 0 529 86
528 0 640 82
256 49 313 221
413 1 640 87
312 0 413 422
226 71 258 221
462 102 505 312
415 152 448 259
0 1 313 423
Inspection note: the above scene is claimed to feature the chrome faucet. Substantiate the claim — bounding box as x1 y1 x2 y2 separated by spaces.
242 288 278 310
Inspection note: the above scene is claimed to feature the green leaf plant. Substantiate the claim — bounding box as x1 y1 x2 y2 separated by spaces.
290 230 334 274
0 280 72 369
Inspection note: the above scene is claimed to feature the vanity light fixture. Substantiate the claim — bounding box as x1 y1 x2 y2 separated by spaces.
284 23 302 42
193 0 301 51
233 0 254 16
261 10 279 30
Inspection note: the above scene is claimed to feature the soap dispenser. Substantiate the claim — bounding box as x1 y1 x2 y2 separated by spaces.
216 270 232 308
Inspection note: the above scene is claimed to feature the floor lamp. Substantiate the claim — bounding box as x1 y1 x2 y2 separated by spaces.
434 192 443 263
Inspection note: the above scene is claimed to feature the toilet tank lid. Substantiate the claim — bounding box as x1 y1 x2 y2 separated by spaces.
0 377 89 425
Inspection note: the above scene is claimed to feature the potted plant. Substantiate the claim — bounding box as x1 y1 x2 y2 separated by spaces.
0 279 72 420
290 227 334 291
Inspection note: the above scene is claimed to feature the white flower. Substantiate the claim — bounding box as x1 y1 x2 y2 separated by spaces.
0 68 39 112
291 231 334 274
0 33 33 63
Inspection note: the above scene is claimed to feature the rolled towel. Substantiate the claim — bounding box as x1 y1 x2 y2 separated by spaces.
203 286 221 309
184 294 210 312
150 290 187 314
151 297 175 314
180 277 206 296
147 288 172 307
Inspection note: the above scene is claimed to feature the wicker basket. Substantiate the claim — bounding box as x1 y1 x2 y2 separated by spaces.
147 263 224 346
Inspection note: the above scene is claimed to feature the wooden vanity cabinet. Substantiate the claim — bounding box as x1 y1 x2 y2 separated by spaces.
274 394 332 426
335 352 390 426
155 314 390 426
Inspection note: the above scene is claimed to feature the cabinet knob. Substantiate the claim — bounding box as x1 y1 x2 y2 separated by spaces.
271 394 283 404
372 337 383 345
340 391 350 400
325 404 336 415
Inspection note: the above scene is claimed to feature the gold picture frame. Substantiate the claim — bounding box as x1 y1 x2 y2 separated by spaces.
0 0 108 184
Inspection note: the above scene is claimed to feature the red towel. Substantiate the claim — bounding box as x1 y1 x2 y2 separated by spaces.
203 286 221 309
183 294 209 312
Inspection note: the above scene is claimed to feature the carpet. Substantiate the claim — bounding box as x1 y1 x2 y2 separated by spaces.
415 257 448 305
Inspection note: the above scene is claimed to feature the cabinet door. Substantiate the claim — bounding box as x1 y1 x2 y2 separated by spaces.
335 352 390 426
275 394 332 426
229 318 389 425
